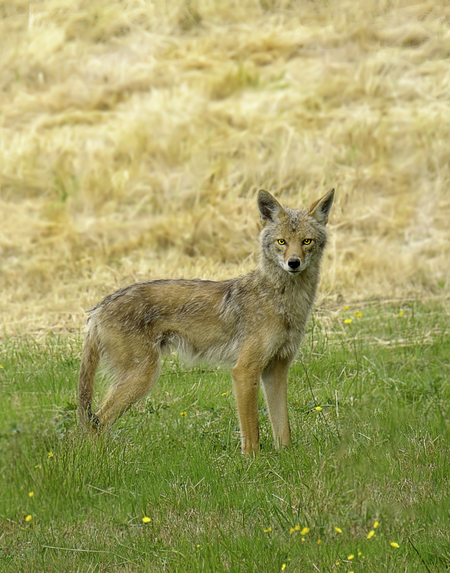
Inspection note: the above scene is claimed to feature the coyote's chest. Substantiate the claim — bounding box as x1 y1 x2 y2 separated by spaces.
269 281 316 358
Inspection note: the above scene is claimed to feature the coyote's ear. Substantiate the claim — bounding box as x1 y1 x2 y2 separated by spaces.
257 190 284 224
309 188 335 226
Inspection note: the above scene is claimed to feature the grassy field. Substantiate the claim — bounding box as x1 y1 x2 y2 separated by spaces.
1 302 449 571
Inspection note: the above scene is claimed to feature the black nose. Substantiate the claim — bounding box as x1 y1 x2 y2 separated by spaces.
288 258 300 269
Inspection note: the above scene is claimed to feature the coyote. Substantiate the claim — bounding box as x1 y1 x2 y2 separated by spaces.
78 188 335 455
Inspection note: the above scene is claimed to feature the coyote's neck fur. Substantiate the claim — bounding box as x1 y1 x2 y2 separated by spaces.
78 188 335 456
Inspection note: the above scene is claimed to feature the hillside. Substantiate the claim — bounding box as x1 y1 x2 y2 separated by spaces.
1 0 449 335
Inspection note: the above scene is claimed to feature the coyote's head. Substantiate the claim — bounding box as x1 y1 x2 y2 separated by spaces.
257 188 335 275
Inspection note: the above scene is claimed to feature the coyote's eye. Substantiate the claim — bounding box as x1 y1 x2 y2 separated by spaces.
303 238 312 245
277 239 286 245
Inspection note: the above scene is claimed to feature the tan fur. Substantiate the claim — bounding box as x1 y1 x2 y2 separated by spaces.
78 188 335 455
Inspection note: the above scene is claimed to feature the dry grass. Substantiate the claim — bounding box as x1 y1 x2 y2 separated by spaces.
1 0 449 336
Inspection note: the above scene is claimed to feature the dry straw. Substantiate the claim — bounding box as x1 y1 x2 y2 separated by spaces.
0 0 449 335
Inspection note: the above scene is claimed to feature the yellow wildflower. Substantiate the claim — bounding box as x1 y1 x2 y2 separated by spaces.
334 526 342 533
367 530 375 539
35 465 42 469
289 527 295 534
354 311 363 318
342 306 350 311
390 542 400 548
300 527 310 535
180 412 187 417
29 492 34 497
315 406 322 411
48 452 53 458
398 310 404 316
142 516 151 523
281 565 286 571
348 554 354 560
25 515 32 522
221 392 229 396
344 318 352 324
373 520 379 529
317 539 322 545
263 527 272 533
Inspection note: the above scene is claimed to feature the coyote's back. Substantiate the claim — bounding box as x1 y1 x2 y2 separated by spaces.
78 188 335 455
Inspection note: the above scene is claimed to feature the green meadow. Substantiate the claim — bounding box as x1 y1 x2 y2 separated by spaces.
1 302 449 572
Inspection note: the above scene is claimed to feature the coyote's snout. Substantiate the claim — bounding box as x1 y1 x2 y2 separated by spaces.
78 188 335 455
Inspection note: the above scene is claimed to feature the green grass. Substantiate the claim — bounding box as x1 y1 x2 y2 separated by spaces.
1 302 449 572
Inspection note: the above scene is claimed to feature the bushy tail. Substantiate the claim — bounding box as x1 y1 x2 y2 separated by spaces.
77 328 100 427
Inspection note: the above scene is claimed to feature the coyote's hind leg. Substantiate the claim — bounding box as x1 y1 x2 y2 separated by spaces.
95 350 161 428
78 330 100 428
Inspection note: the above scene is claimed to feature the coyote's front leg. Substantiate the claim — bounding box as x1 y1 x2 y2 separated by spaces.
232 357 261 456
261 356 292 449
